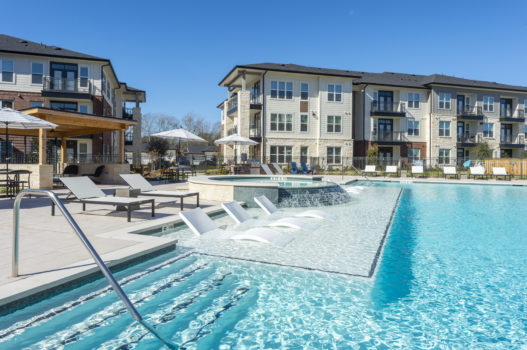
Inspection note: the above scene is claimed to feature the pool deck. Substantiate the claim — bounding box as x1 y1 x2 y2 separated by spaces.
0 181 220 309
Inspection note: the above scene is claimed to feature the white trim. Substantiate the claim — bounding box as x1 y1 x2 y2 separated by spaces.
270 80 293 100
1 58 15 84
438 92 451 110
300 82 309 101
327 83 343 103
326 115 343 133
299 113 309 133
269 112 294 132
407 92 421 109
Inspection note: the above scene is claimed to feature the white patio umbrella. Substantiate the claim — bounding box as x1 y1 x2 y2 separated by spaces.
214 134 258 164
0 108 57 173
152 128 207 163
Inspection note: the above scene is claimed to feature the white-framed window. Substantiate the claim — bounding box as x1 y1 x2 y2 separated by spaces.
408 92 420 108
408 120 420 136
327 147 341 164
483 96 494 112
270 80 293 100
31 62 43 84
327 115 342 133
438 93 451 109
270 146 292 163
301 83 309 101
79 104 89 114
270 113 293 131
30 101 43 108
408 148 420 163
328 84 342 102
300 114 308 132
439 121 450 136
79 66 89 88
1 59 14 83
439 149 450 164
483 123 494 138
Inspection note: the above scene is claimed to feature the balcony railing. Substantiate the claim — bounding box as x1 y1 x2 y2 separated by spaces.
500 134 525 146
371 131 407 142
43 76 92 94
249 124 261 138
457 105 483 117
457 133 482 144
500 110 525 121
227 126 237 136
250 92 262 105
123 108 134 120
370 101 406 115
227 95 238 115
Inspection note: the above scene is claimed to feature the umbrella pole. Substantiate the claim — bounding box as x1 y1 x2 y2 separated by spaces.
5 123 8 174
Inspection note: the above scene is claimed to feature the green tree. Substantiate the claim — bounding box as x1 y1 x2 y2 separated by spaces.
473 142 493 159
147 137 169 169
367 144 379 165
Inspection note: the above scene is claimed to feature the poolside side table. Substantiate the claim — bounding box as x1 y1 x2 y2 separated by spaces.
400 170 407 178
115 188 141 211
460 171 468 180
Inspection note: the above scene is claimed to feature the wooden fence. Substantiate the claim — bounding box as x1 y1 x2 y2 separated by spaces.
483 159 526 176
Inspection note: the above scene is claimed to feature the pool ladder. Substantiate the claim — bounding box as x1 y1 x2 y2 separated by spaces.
12 189 177 349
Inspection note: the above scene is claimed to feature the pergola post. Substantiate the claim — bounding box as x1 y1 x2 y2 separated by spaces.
38 128 47 165
60 137 66 164
119 128 125 164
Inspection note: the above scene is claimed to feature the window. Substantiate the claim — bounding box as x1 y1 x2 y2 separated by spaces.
30 101 43 108
125 126 134 145
31 63 43 84
408 92 420 108
270 146 292 163
101 72 106 94
1 100 13 108
483 96 494 112
300 114 308 132
408 148 420 163
270 80 293 100
79 104 89 114
2 59 14 82
327 147 341 164
483 123 494 138
300 146 308 164
327 115 342 133
301 83 309 100
79 66 88 88
270 113 293 131
439 121 450 136
328 84 342 102
439 93 451 109
408 120 420 136
439 149 450 164
51 101 77 112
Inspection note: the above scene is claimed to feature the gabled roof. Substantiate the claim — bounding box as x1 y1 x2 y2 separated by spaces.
421 74 527 93
353 72 428 89
0 34 108 61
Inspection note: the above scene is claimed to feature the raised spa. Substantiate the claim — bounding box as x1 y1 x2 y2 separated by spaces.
188 175 350 207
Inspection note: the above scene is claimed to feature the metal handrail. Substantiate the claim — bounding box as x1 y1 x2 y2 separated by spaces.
12 189 177 349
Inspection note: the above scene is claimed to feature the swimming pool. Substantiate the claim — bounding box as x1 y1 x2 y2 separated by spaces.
1 182 526 348
212 175 336 188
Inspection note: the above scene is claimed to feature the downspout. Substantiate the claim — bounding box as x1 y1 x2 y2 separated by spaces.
362 84 369 156
428 89 433 159
261 71 267 162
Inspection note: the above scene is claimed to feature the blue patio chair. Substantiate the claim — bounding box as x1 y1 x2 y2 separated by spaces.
290 162 300 174
300 162 314 174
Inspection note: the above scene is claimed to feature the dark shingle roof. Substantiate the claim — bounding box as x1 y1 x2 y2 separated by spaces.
420 74 527 92
353 72 427 89
0 34 108 61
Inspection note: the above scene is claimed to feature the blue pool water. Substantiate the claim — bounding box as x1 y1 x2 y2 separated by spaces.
1 182 526 348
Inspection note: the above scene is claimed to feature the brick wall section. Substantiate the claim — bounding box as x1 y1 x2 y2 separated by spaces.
0 90 45 109
400 142 427 158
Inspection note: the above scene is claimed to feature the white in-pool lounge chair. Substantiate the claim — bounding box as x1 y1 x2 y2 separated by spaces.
443 166 458 179
261 164 274 175
469 166 488 179
59 177 155 222
221 201 317 231
492 167 512 180
411 165 424 177
271 163 284 175
120 174 199 210
179 207 293 247
362 165 378 176
384 165 398 176
254 195 333 220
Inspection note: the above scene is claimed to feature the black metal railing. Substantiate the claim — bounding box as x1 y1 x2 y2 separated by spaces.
370 101 406 114
371 131 406 142
227 126 237 136
43 76 92 94
249 124 261 138
250 92 261 105
123 107 134 120
457 133 482 143
227 95 238 113
457 105 483 116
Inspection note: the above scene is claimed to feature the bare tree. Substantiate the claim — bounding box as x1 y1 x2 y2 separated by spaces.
142 113 180 135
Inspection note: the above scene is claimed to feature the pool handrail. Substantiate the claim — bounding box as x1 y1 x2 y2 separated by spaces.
12 189 177 349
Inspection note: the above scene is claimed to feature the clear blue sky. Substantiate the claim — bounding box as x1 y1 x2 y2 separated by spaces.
3 0 527 123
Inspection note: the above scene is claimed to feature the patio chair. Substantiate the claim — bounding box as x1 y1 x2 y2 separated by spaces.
254 195 333 220
492 167 512 181
261 164 274 175
221 201 317 231
362 165 378 176
384 165 398 177
82 165 105 183
53 164 79 187
300 162 314 175
120 173 199 210
411 165 424 177
290 162 301 174
469 166 488 179
271 163 284 175
179 207 293 247
59 176 155 222
443 166 458 179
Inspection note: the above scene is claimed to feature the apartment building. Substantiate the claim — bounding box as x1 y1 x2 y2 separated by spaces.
218 63 360 166
0 34 145 167
219 63 527 166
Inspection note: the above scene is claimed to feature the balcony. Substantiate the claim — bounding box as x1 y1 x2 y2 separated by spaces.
227 125 238 136
122 108 134 120
371 131 407 145
370 101 406 117
249 123 261 142
457 105 484 120
499 110 525 123
500 134 525 148
42 76 92 99
250 92 262 109
227 95 238 116
456 133 482 147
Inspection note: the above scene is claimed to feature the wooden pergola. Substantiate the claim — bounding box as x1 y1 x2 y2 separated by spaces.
0 107 137 165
